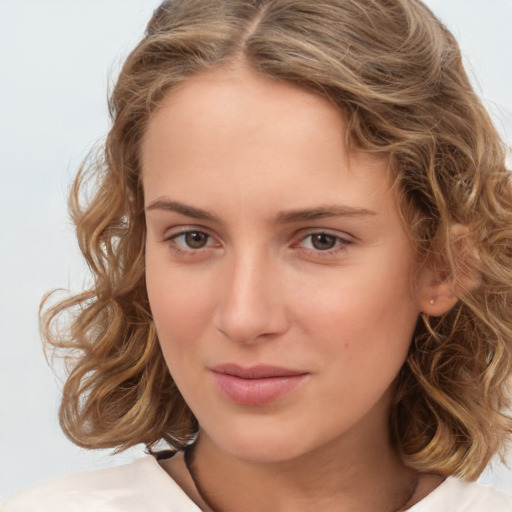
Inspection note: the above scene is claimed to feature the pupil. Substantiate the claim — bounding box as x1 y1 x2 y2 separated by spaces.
312 233 336 250
185 231 207 249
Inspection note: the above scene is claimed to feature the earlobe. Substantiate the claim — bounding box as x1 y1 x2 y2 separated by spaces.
416 224 480 317
417 268 459 316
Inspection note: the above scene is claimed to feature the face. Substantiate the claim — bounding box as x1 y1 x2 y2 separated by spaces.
143 65 425 463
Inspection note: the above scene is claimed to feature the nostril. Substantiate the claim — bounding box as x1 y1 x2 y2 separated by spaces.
212 258 290 343
214 294 289 344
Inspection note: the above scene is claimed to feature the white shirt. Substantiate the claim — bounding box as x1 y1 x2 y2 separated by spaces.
1 456 511 511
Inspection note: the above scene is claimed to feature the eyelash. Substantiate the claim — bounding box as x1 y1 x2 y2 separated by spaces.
164 228 352 257
164 229 219 256
295 231 352 255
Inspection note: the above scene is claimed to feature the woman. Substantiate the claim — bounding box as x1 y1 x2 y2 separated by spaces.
3 0 512 510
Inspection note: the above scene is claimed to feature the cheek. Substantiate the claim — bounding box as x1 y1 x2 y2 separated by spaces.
145 256 226 412
291 257 419 362
145 250 220 363
296 272 418 418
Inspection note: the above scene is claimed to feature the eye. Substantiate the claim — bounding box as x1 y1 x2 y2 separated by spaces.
166 229 219 252
181 231 209 249
307 233 339 251
296 231 352 254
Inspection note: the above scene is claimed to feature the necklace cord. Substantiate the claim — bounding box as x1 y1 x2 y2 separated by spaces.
184 443 221 512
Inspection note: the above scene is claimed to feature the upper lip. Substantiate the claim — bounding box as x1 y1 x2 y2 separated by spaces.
211 363 307 379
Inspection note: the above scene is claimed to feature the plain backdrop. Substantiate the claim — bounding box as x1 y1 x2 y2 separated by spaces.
1 0 511 499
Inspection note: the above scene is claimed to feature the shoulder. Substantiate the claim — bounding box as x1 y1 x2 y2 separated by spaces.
409 477 512 512
0 456 201 512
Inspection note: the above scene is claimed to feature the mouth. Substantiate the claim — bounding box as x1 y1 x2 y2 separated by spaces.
210 363 309 406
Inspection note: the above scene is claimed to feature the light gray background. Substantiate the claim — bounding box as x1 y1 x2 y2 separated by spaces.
1 0 511 499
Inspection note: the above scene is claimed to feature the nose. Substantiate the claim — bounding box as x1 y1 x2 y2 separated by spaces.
213 251 290 345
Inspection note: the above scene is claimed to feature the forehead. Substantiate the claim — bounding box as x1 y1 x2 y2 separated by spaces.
142 64 349 164
141 65 397 224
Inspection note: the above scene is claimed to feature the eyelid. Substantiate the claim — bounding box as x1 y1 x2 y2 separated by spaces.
161 225 354 253
163 225 222 250
296 227 355 242
163 224 214 240
293 228 355 253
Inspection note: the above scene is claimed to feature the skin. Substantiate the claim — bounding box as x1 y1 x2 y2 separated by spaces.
142 64 449 511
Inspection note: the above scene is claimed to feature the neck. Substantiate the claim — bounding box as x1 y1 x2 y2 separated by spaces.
187 425 418 512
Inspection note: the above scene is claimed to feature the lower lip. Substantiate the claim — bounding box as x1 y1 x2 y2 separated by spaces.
211 372 307 406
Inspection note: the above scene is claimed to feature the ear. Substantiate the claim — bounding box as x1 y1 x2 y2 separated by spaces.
416 224 480 317
416 266 459 317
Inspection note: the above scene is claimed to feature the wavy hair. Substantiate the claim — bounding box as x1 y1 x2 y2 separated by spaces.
41 0 512 480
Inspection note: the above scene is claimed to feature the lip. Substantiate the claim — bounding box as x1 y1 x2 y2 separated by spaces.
210 364 308 406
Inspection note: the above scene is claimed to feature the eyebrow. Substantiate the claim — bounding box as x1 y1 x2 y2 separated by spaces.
145 198 376 223
275 205 376 223
146 199 219 221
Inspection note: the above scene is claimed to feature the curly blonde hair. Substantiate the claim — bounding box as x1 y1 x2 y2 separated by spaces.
42 0 512 480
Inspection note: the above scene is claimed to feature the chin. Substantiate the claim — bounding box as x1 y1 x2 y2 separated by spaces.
200 420 321 464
